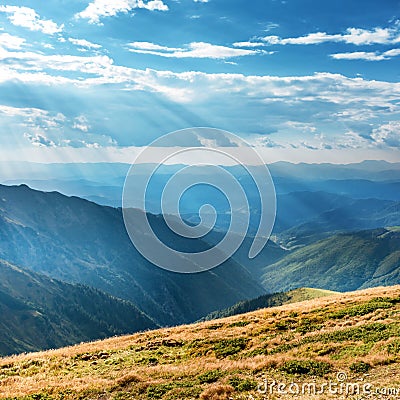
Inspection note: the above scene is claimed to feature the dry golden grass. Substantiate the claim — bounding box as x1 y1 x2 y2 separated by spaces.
0 285 399 399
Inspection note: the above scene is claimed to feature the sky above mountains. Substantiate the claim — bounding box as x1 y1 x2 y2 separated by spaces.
0 0 399 163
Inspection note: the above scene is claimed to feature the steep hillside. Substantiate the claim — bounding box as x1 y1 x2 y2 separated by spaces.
203 288 338 320
0 286 399 399
0 259 156 356
0 184 264 326
262 227 400 293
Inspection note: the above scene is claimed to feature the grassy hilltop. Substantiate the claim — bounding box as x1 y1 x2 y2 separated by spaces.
0 286 399 399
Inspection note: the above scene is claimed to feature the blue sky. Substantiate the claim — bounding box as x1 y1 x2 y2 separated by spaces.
0 0 399 163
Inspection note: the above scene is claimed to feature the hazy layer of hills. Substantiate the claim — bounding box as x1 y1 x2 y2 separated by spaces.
2 160 400 208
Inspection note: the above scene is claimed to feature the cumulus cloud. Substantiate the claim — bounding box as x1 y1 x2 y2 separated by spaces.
68 38 102 49
233 41 267 48
262 25 400 46
258 138 284 148
1 45 400 152
62 135 118 148
76 0 168 24
0 105 117 149
73 115 91 132
24 132 117 148
371 121 400 147
24 132 56 147
331 48 400 61
0 105 46 120
284 121 317 133
127 41 264 59
0 6 63 35
0 33 25 50
330 51 387 61
0 49 115 81
2 44 400 109
128 41 181 51
383 48 400 57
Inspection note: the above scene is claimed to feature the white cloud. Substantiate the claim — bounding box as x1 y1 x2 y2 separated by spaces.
383 48 400 57
0 6 63 35
68 38 102 49
0 105 117 149
343 27 396 45
233 41 267 48
127 41 263 59
267 32 340 45
262 25 400 46
0 32 25 50
1 45 400 142
0 105 48 118
193 0 209 2
76 0 168 24
24 132 56 147
0 106 66 133
371 121 400 147
263 22 279 32
0 48 115 78
73 115 90 132
1 44 400 110
284 121 317 133
330 51 387 61
142 0 168 11
331 48 400 61
127 41 181 51
23 131 116 148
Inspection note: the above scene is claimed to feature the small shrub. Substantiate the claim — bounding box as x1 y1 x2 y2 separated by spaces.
164 386 203 399
161 339 184 347
275 321 290 331
246 347 268 357
147 383 174 399
330 298 394 319
229 321 250 328
313 322 395 344
296 318 322 334
349 361 371 373
387 339 400 355
207 324 224 330
228 376 257 392
316 346 337 356
186 339 212 357
280 360 332 376
268 342 296 355
198 370 223 384
213 338 248 358
19 394 53 400
148 357 158 365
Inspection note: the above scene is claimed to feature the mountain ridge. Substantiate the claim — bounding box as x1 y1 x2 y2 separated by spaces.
0 183 265 327
261 226 400 293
